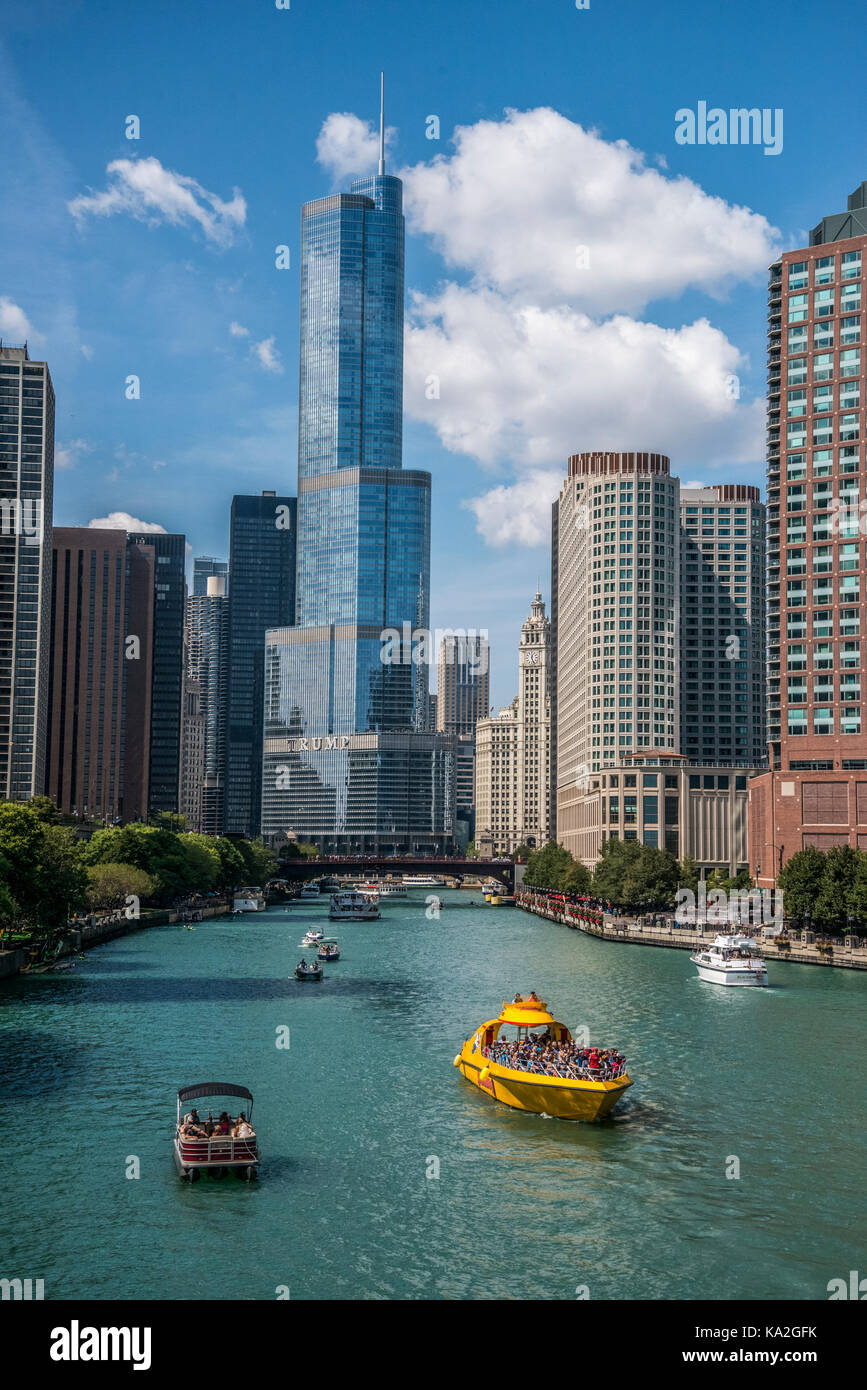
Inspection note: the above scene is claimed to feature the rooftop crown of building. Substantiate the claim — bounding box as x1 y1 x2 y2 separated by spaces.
567 451 670 479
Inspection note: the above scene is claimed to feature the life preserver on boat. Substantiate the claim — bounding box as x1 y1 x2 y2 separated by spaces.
453 1055 460 1066
479 1067 490 1081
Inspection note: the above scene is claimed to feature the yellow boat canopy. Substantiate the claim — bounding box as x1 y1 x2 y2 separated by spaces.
498 997 556 1027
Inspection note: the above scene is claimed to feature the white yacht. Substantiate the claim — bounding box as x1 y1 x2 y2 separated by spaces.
402 874 444 887
690 933 768 987
329 891 380 922
373 880 408 900
298 882 321 900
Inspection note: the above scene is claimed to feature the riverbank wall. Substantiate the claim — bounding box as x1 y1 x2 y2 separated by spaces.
517 891 867 972
0 901 232 983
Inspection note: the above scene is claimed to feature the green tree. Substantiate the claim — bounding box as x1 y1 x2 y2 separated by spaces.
591 839 642 907
36 824 89 928
678 854 699 897
152 811 188 832
777 847 827 920
26 795 59 824
0 802 48 928
86 824 195 904
211 836 247 888
814 845 860 934
179 834 220 893
231 838 276 887
846 854 867 930
562 860 592 895
87 862 156 911
620 846 679 911
523 840 575 890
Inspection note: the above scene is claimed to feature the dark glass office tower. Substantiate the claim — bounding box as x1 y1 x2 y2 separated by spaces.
261 124 452 851
0 344 54 800
128 531 185 817
224 493 296 836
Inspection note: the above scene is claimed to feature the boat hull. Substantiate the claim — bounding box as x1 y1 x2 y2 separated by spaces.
691 959 768 986
457 1051 631 1121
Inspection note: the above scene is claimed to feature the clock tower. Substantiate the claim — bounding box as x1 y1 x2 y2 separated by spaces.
517 592 552 849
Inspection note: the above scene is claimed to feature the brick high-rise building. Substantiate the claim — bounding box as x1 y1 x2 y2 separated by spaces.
46 528 154 821
751 183 867 887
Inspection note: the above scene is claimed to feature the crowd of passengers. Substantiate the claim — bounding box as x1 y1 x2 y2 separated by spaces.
180 1109 256 1141
484 1035 626 1080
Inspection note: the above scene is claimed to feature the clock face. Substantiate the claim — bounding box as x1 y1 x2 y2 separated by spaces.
522 650 540 665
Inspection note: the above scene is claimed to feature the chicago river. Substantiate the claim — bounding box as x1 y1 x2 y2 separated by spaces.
1 890 864 1300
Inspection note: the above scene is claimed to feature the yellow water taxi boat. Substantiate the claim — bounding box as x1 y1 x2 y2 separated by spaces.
454 996 632 1121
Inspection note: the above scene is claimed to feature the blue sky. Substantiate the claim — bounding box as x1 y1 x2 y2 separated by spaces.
2 0 866 708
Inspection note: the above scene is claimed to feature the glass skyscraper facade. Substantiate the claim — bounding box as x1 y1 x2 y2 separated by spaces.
224 493 296 837
127 531 186 817
0 345 54 800
261 162 453 850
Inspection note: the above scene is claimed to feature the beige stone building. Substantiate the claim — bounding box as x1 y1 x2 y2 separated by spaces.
569 751 752 875
475 593 552 854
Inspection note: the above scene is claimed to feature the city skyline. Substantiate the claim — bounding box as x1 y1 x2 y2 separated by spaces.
6 1 861 710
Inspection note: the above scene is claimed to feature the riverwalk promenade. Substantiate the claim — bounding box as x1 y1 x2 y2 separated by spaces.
517 889 867 971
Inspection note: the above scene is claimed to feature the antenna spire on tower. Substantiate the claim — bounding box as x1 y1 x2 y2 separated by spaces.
378 71 386 175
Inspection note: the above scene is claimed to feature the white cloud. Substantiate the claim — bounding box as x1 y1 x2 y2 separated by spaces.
463 470 564 548
0 297 39 343
87 512 167 533
229 320 249 337
401 107 780 315
252 336 283 374
68 156 247 247
316 112 395 184
55 438 92 471
80 344 94 360
407 284 763 473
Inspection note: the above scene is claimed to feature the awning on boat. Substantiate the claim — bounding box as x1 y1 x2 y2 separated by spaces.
177 1082 253 1103
498 1002 556 1027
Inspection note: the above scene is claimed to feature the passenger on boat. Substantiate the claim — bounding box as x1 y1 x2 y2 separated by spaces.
232 1113 255 1139
213 1112 231 1136
483 1035 626 1081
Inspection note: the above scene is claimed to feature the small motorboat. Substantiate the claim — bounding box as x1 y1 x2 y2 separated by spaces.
300 929 324 946
455 996 632 1122
317 939 341 961
173 1082 259 1182
294 959 323 981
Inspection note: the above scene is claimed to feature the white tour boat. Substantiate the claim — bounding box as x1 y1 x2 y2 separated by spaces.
298 882 321 900
690 933 769 987
368 879 408 900
402 874 444 887
329 890 380 921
